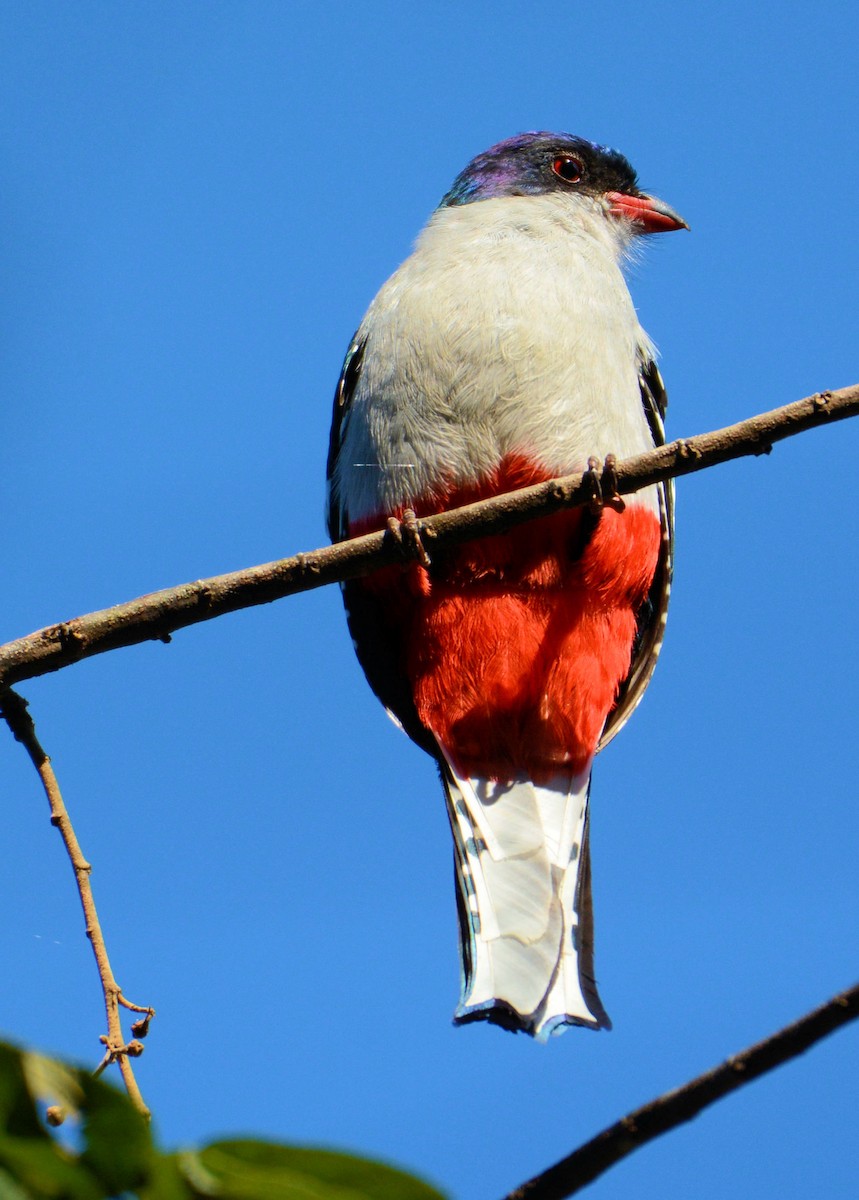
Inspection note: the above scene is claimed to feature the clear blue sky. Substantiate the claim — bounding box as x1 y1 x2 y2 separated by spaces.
1 4 857 1197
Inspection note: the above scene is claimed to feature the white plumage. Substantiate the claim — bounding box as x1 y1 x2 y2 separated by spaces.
328 192 661 534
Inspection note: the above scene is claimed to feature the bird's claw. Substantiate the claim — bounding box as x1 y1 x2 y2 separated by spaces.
387 509 432 568
601 454 626 512
585 454 626 516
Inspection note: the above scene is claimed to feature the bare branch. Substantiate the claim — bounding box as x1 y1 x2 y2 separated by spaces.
0 688 154 1118
0 383 856 689
502 981 859 1200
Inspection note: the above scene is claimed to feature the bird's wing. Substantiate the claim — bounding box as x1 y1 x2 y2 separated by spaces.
326 332 441 758
325 332 366 542
598 354 674 752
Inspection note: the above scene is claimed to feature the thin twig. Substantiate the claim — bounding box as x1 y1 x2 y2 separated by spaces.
0 688 154 1118
502 982 859 1200
0 383 856 690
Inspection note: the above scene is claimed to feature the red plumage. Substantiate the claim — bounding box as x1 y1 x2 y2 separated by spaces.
349 455 661 783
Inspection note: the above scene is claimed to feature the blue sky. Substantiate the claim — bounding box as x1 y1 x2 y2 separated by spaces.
1 4 857 1197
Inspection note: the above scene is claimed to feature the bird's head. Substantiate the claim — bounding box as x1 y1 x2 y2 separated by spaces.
439 131 688 236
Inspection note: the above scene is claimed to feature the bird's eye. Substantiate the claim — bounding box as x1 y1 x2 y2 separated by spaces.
552 156 584 184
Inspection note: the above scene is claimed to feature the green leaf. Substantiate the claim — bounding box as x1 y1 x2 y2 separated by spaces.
0 1139 102 1200
0 1040 154 1199
137 1154 195 1200
179 1140 448 1200
0 1043 99 1199
0 1165 33 1200
78 1072 153 1195
0 1044 449 1200
0 1047 44 1140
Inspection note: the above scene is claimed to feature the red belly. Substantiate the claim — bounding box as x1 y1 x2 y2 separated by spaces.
350 455 661 781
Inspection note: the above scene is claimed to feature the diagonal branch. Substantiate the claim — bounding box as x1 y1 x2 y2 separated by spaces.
0 688 155 1117
502 981 859 1200
0 383 856 690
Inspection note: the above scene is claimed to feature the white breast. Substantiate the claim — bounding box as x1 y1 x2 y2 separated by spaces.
334 192 660 526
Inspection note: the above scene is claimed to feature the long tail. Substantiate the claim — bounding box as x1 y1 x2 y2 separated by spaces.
442 759 611 1040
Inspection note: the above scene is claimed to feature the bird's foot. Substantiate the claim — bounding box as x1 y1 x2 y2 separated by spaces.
584 454 626 516
386 509 432 568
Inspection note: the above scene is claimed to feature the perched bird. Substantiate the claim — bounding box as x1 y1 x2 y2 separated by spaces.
326 132 686 1040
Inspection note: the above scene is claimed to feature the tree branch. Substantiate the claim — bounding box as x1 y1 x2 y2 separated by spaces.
0 383 856 689
0 688 154 1118
502 981 859 1200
